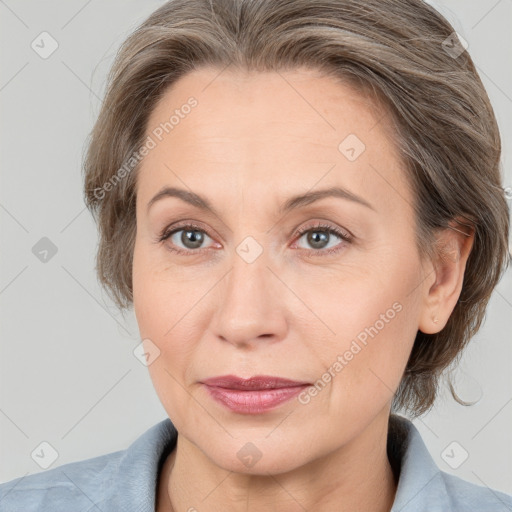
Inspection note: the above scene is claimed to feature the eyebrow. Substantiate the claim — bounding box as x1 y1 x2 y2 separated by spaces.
146 185 375 215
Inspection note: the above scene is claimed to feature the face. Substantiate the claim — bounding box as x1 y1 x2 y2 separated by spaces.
132 66 429 474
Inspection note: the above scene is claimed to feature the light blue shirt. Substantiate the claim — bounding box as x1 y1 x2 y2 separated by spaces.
1 414 511 511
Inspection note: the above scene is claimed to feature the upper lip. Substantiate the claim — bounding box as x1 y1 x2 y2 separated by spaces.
201 375 311 390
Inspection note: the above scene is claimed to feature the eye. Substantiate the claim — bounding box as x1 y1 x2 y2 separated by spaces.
292 222 353 256
156 222 217 255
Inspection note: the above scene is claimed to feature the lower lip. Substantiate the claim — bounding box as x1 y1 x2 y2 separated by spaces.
203 384 308 414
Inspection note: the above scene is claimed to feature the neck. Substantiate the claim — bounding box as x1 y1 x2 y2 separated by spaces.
157 411 397 512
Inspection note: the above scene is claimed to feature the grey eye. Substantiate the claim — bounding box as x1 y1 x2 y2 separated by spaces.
296 229 342 251
171 228 212 250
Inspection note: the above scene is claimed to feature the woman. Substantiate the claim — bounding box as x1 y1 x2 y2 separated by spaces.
1 0 510 510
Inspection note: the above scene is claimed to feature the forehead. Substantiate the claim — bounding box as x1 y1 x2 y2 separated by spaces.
146 66 391 151
138 67 412 217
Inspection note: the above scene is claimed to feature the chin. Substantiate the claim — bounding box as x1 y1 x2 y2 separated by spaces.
193 430 318 476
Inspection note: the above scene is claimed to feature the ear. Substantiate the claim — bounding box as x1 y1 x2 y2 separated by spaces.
418 217 475 334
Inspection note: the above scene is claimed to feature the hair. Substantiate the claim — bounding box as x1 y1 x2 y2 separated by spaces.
82 0 510 418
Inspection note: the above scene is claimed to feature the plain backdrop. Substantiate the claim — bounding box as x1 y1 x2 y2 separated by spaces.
1 0 511 496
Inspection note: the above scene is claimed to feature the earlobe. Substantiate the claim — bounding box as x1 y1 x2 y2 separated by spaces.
418 217 475 335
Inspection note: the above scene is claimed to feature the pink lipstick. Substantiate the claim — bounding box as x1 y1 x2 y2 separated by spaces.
201 375 310 414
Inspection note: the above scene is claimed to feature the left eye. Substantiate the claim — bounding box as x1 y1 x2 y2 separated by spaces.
293 225 351 253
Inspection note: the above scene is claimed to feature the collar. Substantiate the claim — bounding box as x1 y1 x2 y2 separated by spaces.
98 414 459 511
388 414 446 511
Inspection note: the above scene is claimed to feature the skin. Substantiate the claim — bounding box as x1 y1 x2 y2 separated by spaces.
132 66 474 512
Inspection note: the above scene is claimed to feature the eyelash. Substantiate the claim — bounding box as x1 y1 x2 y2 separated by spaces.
156 221 353 257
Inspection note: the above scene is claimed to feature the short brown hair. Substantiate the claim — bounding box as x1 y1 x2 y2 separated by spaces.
83 0 510 418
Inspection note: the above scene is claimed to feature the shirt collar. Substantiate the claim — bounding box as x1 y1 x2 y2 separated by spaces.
388 414 447 511
101 418 177 511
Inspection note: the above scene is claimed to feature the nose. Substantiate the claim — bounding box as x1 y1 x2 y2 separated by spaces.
210 246 289 349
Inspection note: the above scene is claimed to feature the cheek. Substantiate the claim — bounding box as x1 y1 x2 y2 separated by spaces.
135 278 201 428
293 252 419 407
133 242 200 383
133 237 181 338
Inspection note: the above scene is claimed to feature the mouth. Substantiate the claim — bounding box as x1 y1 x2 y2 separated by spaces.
200 375 311 414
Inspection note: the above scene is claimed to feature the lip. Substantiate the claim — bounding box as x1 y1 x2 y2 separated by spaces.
201 375 311 414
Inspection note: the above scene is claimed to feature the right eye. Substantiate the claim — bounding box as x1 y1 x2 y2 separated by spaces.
158 223 218 255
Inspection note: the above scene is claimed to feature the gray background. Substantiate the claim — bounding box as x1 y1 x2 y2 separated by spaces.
1 0 511 497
